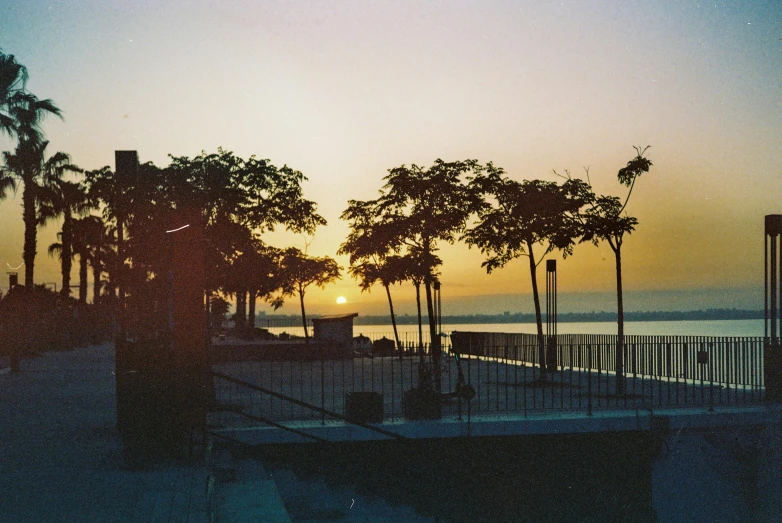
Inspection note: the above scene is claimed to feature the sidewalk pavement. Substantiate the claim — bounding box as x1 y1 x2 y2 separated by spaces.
0 343 208 522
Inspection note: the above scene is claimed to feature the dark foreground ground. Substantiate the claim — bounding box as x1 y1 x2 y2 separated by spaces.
250 433 659 523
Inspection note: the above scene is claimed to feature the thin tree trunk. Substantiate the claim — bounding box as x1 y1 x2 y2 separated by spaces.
614 244 626 395
528 242 547 380
415 280 423 360
235 290 246 331
384 283 402 354
22 178 37 288
299 285 309 344
248 290 256 329
61 212 73 297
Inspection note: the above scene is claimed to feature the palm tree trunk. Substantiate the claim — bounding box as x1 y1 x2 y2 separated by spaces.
78 250 88 304
527 242 547 380
384 283 401 353
91 250 101 304
60 212 73 297
614 245 626 395
22 178 37 288
299 285 309 344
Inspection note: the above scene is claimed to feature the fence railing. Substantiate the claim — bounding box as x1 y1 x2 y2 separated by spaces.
210 332 767 427
453 333 766 389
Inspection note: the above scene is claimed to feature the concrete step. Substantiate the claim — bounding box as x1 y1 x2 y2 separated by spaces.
217 480 290 523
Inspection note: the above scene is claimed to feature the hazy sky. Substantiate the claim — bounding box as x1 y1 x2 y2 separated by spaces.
1 1 781 316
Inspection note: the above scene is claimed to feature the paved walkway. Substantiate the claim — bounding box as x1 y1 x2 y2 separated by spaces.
0 343 210 522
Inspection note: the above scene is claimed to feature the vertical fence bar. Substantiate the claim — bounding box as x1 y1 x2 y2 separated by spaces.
569 343 574 409
505 345 510 410
675 341 680 406
495 346 500 411
514 345 519 410
390 343 395 419
597 341 602 409
587 344 593 416
682 342 690 405
522 345 528 418
666 342 672 406
709 342 715 412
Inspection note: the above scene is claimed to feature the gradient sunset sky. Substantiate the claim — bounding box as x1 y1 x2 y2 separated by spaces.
1 1 781 316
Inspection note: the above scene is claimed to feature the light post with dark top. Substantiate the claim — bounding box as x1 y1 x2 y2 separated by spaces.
765 214 782 402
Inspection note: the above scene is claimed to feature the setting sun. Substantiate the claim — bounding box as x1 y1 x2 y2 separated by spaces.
336 296 347 304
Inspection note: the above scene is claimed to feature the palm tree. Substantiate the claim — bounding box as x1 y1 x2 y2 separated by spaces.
0 51 22 204
39 173 87 297
0 49 27 136
80 215 109 304
0 162 14 202
2 92 63 288
64 216 106 304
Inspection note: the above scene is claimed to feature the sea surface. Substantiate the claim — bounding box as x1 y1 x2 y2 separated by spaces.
351 318 765 338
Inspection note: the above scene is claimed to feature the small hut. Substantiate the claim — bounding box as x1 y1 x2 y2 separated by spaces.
312 313 359 346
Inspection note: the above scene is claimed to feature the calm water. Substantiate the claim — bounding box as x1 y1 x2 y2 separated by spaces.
351 319 764 338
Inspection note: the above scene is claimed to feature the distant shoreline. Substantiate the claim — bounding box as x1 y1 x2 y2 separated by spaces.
254 309 764 325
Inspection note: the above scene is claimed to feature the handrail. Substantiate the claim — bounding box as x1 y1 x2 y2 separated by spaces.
212 370 407 440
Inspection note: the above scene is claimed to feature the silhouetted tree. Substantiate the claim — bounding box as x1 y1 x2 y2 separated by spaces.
3 140 73 288
339 199 406 352
209 296 230 330
276 247 342 344
0 49 27 137
376 159 483 391
398 248 441 353
38 164 86 297
0 161 15 203
79 215 109 304
1 54 62 285
231 239 283 331
581 146 653 394
166 149 326 313
83 166 127 297
465 164 592 378
70 216 107 304
2 93 63 285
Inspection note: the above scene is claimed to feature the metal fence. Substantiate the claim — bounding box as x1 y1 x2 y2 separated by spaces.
210 332 767 426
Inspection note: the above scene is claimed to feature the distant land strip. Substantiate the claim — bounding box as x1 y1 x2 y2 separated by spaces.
255 309 765 325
